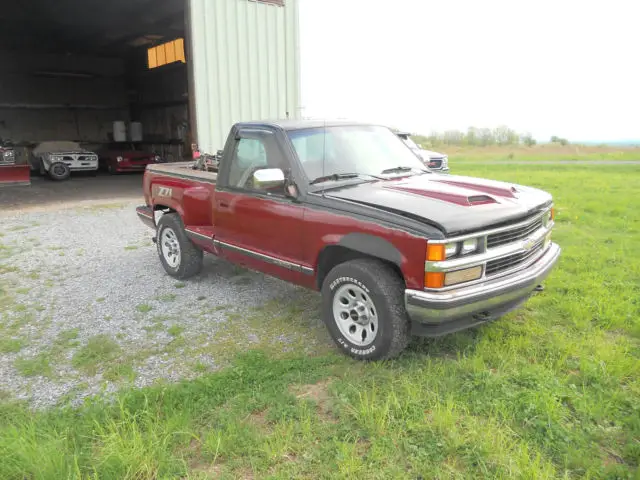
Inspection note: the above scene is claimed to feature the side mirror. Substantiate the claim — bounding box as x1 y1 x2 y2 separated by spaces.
253 168 285 189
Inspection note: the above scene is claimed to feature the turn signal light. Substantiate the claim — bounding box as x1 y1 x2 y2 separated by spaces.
425 272 445 289
550 207 555 221
426 243 445 261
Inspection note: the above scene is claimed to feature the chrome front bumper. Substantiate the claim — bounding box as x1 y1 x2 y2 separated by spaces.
405 242 561 336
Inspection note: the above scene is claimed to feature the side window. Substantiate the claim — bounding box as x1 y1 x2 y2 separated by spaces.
227 133 291 195
228 138 267 188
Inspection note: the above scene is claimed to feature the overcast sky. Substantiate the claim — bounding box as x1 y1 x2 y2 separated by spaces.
298 0 639 141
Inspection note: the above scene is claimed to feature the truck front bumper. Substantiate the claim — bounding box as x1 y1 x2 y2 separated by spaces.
405 242 561 337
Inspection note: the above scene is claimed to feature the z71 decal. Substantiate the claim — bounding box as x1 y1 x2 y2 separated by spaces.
154 186 173 197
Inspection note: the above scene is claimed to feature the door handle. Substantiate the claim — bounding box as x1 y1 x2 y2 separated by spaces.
217 200 229 209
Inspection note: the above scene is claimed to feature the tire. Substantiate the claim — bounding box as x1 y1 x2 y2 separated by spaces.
48 162 71 181
321 259 410 361
156 213 203 279
107 163 117 175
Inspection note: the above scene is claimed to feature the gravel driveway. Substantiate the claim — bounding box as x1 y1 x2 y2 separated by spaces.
0 201 331 409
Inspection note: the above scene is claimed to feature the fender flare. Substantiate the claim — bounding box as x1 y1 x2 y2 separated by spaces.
337 233 403 267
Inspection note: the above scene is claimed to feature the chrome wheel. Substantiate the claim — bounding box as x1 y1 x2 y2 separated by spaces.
332 283 379 347
160 227 181 269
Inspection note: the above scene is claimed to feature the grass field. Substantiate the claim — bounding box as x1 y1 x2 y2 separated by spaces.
442 144 640 163
1 162 639 479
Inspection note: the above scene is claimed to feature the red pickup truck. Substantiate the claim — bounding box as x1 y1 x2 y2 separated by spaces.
136 120 560 360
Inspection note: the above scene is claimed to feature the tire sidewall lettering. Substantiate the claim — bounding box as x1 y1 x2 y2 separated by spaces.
329 275 377 356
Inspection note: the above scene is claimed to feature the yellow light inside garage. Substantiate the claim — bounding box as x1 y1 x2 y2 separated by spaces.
148 38 186 70
444 266 483 287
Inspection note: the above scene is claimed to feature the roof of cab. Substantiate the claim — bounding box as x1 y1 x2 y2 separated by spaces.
234 119 384 131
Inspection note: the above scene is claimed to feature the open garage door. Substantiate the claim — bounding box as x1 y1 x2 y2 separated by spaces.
0 0 190 188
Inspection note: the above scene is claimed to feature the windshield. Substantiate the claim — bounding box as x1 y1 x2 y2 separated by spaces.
287 125 426 183
400 136 421 151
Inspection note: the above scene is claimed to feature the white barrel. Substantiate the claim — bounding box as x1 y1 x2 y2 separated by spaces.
129 122 143 142
113 121 127 142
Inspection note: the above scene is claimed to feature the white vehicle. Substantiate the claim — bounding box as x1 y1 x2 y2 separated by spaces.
32 141 99 181
396 132 450 173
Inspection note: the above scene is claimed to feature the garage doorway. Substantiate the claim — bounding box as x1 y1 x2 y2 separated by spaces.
0 0 192 188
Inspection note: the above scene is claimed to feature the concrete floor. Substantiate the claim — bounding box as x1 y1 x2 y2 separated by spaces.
0 171 145 215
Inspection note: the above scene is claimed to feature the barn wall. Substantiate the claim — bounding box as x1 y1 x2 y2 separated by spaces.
188 0 301 154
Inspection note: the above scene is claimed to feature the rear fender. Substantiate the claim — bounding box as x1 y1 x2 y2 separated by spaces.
182 185 213 226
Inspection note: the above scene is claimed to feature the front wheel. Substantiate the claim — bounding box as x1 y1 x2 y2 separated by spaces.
156 213 203 279
48 162 71 181
321 259 410 361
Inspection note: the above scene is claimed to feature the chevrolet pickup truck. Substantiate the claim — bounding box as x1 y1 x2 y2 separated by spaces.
136 120 560 360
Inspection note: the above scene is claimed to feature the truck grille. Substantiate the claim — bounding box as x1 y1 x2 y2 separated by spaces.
428 158 443 169
486 241 544 276
487 217 543 249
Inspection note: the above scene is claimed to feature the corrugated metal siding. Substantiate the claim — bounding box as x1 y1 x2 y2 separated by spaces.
188 0 301 154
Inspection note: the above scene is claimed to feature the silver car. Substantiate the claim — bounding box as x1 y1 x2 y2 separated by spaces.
396 132 450 173
32 141 99 181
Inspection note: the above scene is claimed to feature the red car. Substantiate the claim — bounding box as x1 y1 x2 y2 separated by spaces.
99 142 162 174
136 120 560 360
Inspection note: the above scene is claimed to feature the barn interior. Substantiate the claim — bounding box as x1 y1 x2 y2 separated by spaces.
0 0 192 171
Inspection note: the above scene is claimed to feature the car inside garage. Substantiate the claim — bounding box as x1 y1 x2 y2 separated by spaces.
0 0 191 186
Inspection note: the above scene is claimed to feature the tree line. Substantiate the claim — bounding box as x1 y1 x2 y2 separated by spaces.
410 127 570 147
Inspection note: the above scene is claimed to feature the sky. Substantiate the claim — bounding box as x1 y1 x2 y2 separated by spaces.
298 0 639 142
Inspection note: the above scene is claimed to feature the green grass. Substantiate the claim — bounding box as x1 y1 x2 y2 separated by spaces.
104 362 136 383
0 338 25 354
14 353 52 377
443 144 640 163
136 304 153 314
72 335 122 375
157 293 177 303
167 325 184 337
0 164 638 478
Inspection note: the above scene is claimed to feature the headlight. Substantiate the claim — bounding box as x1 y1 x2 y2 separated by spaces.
154 155 161 162
117 156 124 163
461 238 478 255
427 238 482 261
445 243 459 258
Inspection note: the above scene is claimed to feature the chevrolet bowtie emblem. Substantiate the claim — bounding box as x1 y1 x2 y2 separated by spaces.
522 237 536 251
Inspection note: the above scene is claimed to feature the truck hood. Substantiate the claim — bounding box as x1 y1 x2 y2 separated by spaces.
325 173 553 236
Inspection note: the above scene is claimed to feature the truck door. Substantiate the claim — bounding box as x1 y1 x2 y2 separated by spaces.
213 128 309 285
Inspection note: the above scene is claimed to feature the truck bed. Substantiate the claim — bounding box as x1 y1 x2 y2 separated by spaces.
147 162 218 184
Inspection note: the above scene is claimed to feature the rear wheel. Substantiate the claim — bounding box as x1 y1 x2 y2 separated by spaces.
156 213 203 279
48 162 71 181
321 259 410 361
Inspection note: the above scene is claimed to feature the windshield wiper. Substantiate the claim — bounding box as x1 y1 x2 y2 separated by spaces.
380 166 416 175
310 173 379 185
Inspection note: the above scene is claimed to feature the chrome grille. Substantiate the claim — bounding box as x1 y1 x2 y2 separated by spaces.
428 159 443 169
486 241 544 276
487 218 543 249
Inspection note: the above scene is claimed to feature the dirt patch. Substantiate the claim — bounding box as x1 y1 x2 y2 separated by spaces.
601 447 625 466
246 409 269 429
289 379 337 422
189 461 225 478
